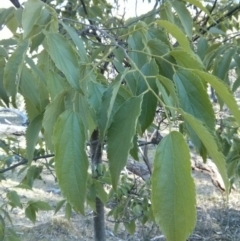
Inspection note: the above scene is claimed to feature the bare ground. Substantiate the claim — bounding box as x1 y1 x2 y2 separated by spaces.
0 161 239 241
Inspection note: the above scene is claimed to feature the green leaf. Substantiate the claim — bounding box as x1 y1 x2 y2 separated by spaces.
94 180 108 205
0 215 5 241
173 70 215 157
193 70 240 126
147 39 170 57
25 205 37 223
0 38 17 46
124 220 136 235
157 20 191 52
60 21 88 62
97 76 122 142
54 199 66 215
44 32 81 91
128 31 149 69
19 66 41 112
0 58 9 106
171 1 193 38
53 110 88 214
4 39 29 96
180 110 229 191
130 134 139 161
160 1 174 23
87 81 106 114
170 50 204 70
26 115 43 163
107 96 143 189
20 165 42 189
7 191 22 209
138 60 158 133
65 202 72 221
0 47 8 58
197 37 209 60
22 0 44 39
152 131 196 241
43 92 65 151
157 75 178 105
32 201 52 211
46 71 70 100
213 48 236 82
173 70 214 129
185 0 210 16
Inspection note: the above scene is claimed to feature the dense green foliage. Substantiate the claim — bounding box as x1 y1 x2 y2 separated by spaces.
0 0 240 240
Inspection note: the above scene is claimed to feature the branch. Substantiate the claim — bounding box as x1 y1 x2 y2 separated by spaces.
0 154 54 173
193 3 240 42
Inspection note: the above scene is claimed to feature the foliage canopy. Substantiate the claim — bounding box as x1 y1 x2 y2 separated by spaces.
1 0 240 240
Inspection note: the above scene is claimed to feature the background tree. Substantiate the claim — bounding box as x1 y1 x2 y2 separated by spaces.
0 0 240 241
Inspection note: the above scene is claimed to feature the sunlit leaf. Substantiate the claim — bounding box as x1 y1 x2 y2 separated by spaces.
157 20 191 52
152 131 196 241
180 110 229 191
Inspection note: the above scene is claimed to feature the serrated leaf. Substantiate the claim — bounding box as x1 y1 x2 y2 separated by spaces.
7 191 22 209
160 1 174 23
25 205 36 223
157 75 178 104
170 50 204 70
157 20 191 52
43 92 65 151
193 70 240 126
87 81 106 114
147 39 170 57
44 32 81 91
54 199 66 215
107 96 143 189
19 66 41 112
46 71 69 100
60 21 88 62
4 39 29 96
52 110 88 214
152 131 196 241
22 0 44 39
128 31 149 69
180 110 229 191
65 202 72 221
171 1 193 38
26 115 43 163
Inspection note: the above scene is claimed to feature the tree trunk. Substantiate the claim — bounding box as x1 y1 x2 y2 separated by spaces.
90 129 106 241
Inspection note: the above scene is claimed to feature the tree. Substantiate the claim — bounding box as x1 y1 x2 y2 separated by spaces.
0 0 240 240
